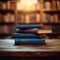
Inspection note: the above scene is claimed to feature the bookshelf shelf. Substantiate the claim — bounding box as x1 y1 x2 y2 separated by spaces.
17 10 40 14
43 23 60 25
43 9 60 12
0 21 15 24
0 9 15 13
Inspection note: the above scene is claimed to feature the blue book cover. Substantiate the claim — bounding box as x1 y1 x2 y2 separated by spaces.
15 38 45 45
12 33 40 38
9 25 14 33
16 24 43 29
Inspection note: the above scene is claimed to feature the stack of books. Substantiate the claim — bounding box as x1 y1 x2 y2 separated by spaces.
12 24 46 45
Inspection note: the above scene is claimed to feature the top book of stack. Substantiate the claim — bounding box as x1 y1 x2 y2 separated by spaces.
16 24 43 29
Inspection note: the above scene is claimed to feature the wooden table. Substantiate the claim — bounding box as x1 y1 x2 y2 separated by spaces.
0 39 60 57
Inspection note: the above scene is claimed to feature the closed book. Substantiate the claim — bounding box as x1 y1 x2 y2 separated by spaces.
16 28 38 33
15 38 45 45
9 25 14 33
30 13 36 23
12 33 40 38
44 1 51 9
37 29 52 34
16 24 43 29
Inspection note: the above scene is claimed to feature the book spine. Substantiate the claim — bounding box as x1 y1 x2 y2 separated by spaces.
15 38 45 45
16 24 43 29
12 33 40 38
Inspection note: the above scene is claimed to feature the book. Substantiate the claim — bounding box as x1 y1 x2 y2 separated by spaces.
15 38 45 45
37 29 52 34
7 1 16 10
53 14 58 23
44 1 51 9
0 2 2 9
16 28 38 33
57 0 60 9
25 14 30 23
4 13 10 22
30 13 36 23
2 2 6 10
9 25 14 33
12 33 40 38
0 14 4 22
0 25 3 33
3 25 9 33
16 24 43 29
10 14 15 22
57 13 60 23
36 13 40 23
17 14 25 23
50 14 54 23
44 13 51 23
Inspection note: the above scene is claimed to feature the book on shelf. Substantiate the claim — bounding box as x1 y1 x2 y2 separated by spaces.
0 25 3 33
3 25 9 33
10 14 15 22
16 24 43 29
7 1 16 10
43 13 51 23
2 25 14 33
4 13 10 23
43 13 56 23
2 2 7 10
9 25 14 33
44 1 51 9
15 38 45 45
12 33 40 38
17 14 25 23
36 13 40 23
57 13 60 23
36 2 40 11
53 14 58 23
37 29 52 34
30 13 36 23
25 14 30 23
0 2 6 10
56 0 60 9
4 13 15 23
0 13 4 22
0 2 2 9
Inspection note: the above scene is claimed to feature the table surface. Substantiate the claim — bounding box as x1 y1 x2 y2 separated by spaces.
0 39 60 56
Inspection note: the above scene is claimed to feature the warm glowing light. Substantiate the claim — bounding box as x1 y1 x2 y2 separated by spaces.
16 0 38 11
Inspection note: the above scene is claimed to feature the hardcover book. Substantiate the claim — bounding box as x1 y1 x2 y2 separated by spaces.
30 13 36 23
12 33 40 38
44 1 51 9
15 38 45 45
16 24 43 29
16 28 38 33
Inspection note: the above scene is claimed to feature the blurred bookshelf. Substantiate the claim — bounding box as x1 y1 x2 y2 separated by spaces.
0 0 16 39
0 0 60 57
15 0 60 39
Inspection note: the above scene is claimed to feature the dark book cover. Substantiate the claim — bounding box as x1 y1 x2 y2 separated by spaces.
15 38 45 45
16 24 43 29
12 33 40 38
